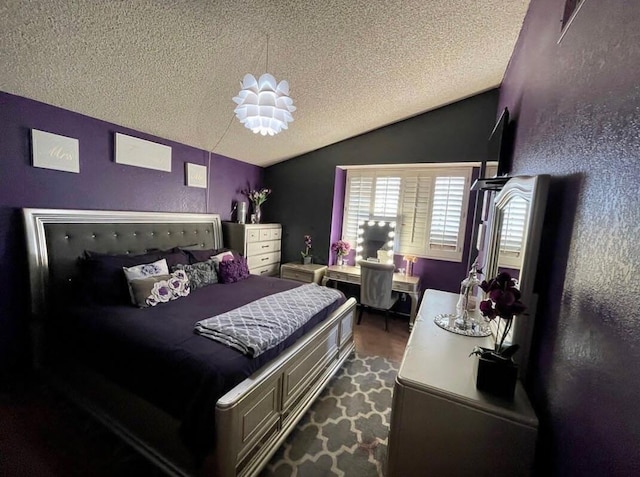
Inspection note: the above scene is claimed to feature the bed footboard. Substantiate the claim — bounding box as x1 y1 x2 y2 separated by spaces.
214 297 356 477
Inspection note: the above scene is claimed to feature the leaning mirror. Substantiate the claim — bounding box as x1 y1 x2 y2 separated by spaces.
484 175 550 376
496 194 529 277
355 219 396 264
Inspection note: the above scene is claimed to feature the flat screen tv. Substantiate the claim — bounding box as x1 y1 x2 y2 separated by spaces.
471 107 511 191
488 107 510 176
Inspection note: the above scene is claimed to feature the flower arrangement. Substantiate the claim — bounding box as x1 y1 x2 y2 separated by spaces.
471 272 526 361
301 235 312 258
402 255 417 276
243 187 271 207
331 240 351 257
332 240 351 266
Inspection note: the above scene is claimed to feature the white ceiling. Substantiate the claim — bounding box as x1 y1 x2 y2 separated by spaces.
0 1 529 167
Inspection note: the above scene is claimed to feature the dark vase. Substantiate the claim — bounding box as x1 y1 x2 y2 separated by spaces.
302 255 312 265
475 349 518 399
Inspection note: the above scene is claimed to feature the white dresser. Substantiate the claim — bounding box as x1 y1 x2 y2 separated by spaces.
222 222 282 276
386 289 538 477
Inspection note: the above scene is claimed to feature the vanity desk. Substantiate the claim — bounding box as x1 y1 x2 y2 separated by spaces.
322 265 421 328
386 289 538 477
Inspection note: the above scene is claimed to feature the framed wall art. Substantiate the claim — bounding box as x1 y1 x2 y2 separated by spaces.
558 0 588 43
31 129 80 173
185 163 207 188
114 133 172 172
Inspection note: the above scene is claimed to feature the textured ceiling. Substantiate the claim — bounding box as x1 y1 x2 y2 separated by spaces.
1 1 530 166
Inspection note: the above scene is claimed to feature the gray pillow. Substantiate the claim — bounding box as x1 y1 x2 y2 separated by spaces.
172 258 218 290
129 270 191 308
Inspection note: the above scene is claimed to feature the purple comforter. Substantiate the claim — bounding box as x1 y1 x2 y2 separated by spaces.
57 275 345 458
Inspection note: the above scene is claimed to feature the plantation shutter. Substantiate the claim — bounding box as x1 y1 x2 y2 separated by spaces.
399 174 431 255
373 176 401 218
343 165 471 262
428 176 466 252
498 196 528 267
343 174 373 245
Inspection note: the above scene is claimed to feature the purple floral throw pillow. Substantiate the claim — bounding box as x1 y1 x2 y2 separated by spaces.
130 270 191 308
218 257 250 283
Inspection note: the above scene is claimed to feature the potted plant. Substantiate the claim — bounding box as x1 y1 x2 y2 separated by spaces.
331 240 351 266
301 235 312 264
470 272 526 399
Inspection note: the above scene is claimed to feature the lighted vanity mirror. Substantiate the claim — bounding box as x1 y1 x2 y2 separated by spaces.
484 175 550 376
355 219 396 264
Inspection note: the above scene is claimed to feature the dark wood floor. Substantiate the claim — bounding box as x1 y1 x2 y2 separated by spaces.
0 309 409 476
354 309 411 364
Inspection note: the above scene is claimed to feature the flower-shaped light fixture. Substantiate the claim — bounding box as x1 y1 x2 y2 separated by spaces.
232 73 296 136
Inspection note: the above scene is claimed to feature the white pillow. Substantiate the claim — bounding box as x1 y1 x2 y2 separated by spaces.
123 258 169 304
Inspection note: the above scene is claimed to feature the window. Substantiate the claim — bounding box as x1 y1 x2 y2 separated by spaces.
497 196 528 269
342 166 472 262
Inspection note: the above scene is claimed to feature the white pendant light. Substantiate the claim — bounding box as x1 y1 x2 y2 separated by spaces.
233 36 295 136
232 73 296 136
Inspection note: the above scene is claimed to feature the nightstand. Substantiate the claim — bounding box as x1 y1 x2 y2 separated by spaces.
280 263 328 284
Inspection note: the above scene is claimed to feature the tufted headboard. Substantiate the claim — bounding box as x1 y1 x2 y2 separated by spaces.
23 208 223 321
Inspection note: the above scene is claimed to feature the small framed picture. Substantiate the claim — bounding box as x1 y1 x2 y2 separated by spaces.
31 129 80 173
185 163 207 188
558 0 587 43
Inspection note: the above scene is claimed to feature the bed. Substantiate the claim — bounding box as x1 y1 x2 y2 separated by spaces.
23 208 356 477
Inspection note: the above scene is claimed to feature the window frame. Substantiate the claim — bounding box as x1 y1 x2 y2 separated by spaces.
341 164 473 263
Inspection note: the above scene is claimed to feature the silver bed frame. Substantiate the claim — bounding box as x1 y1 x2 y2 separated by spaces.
23 208 356 477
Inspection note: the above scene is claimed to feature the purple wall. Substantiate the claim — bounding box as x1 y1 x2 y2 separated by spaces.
498 1 640 475
328 167 347 264
0 92 262 379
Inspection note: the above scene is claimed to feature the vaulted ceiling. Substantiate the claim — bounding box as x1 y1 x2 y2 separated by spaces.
1 1 530 166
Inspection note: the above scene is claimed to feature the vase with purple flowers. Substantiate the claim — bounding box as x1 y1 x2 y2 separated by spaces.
470 272 527 399
331 240 351 267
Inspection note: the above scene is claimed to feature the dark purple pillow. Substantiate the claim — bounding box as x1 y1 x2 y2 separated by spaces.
81 250 164 305
159 249 190 268
218 257 250 283
184 248 216 264
183 247 239 264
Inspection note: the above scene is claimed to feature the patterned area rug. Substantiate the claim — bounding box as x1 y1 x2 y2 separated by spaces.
261 355 398 477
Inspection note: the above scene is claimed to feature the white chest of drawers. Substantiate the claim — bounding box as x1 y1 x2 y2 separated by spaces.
386 289 538 477
222 222 282 276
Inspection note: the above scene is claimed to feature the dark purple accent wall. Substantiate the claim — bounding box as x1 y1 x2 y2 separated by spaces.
265 90 499 294
498 1 640 475
0 92 262 379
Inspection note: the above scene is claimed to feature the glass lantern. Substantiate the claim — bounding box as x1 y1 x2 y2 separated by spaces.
454 261 481 331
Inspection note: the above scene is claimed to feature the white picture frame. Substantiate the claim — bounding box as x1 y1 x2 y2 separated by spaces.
114 133 172 172
185 163 207 188
31 129 80 173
